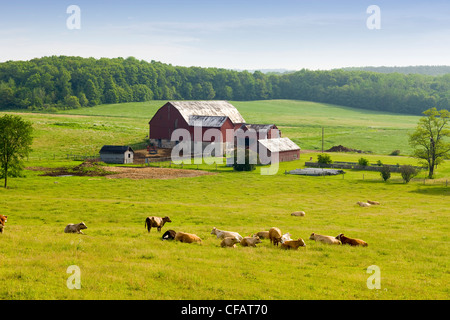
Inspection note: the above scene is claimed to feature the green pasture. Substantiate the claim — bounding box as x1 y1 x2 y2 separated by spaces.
0 100 448 300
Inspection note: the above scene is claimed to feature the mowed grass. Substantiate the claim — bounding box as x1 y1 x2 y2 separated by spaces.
0 100 449 300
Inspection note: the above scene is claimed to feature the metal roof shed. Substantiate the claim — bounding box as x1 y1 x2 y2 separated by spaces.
99 145 134 164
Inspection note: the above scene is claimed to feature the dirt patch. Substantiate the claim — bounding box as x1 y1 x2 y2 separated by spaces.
103 166 215 180
27 161 215 180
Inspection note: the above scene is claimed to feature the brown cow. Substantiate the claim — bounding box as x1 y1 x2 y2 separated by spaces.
269 227 282 246
0 215 7 234
221 237 240 248
145 216 171 233
335 233 368 247
174 232 202 244
240 236 262 247
252 231 270 239
281 238 306 250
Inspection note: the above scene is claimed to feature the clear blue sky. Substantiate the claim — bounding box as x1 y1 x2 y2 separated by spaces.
1 0 449 70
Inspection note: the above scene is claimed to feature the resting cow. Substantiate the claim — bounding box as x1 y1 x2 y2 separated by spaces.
335 233 368 247
145 216 172 233
210 227 243 241
64 222 88 234
356 201 371 207
0 215 7 234
174 232 202 244
162 229 176 241
221 237 240 248
281 238 306 250
309 232 341 245
240 236 262 247
291 211 306 216
367 200 380 205
252 231 269 239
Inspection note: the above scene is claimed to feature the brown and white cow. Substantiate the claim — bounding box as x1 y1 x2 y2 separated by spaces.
335 233 368 247
145 216 172 233
0 215 8 234
174 232 202 244
281 238 306 250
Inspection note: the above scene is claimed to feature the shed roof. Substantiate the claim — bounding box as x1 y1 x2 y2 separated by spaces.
258 138 300 152
99 145 134 154
168 101 245 125
242 124 276 131
188 115 228 127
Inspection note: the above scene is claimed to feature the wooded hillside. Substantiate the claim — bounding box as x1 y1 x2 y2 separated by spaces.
1 56 449 115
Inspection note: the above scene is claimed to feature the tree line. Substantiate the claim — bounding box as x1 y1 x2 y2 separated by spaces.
0 55 449 115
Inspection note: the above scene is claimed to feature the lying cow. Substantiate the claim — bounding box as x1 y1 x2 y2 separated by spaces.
175 232 202 244
280 233 292 244
357 201 371 207
145 216 172 233
162 229 177 241
0 215 7 234
367 200 380 205
269 227 282 246
64 222 88 234
210 227 243 241
281 238 306 250
309 232 341 245
336 233 368 247
291 211 306 217
221 237 240 248
240 236 262 247
252 231 269 239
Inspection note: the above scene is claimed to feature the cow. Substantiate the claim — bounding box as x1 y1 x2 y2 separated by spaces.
291 211 306 216
210 227 243 241
336 233 368 247
269 227 282 246
0 215 7 234
174 232 202 244
280 233 292 243
252 231 270 239
240 236 262 247
281 238 306 250
221 236 240 248
162 229 177 241
309 232 341 245
145 216 172 233
357 201 371 207
64 222 88 234
367 200 380 205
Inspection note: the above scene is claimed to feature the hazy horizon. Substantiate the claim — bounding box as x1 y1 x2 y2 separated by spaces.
1 0 449 70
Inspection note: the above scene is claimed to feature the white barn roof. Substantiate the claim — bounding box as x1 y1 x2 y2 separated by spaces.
258 138 300 152
168 101 246 125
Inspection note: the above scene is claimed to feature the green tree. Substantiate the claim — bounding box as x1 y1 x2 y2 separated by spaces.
0 114 33 188
409 108 450 178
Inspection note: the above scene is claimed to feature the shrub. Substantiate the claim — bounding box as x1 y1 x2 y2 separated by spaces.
390 150 401 156
358 157 369 166
400 165 418 184
317 154 332 165
376 160 383 166
380 165 391 182
232 148 257 172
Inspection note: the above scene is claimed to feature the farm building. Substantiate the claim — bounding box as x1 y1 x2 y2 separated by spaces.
148 101 301 163
99 145 134 164
258 138 300 163
149 101 246 153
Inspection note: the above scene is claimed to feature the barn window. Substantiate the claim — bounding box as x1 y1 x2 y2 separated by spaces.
128 153 131 158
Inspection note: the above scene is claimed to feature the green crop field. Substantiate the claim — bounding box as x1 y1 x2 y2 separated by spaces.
0 100 449 300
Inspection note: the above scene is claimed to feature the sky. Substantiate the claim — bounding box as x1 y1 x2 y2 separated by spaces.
0 0 449 70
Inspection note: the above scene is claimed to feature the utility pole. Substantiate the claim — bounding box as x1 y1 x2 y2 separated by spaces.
322 127 324 153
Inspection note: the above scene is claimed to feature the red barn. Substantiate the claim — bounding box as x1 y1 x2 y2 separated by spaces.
149 101 246 150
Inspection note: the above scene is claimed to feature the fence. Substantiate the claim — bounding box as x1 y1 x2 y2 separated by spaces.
304 161 424 173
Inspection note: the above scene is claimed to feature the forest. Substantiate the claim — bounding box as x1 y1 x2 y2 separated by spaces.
0 55 449 115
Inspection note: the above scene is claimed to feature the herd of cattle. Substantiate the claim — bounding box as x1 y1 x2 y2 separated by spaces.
0 208 370 248
142 215 368 248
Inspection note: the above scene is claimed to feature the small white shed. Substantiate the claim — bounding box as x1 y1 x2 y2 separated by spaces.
99 145 134 164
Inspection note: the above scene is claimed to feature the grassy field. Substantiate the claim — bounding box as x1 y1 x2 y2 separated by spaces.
0 100 449 300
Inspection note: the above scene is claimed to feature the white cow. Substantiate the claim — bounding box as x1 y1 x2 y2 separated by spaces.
309 232 341 245
210 227 243 241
